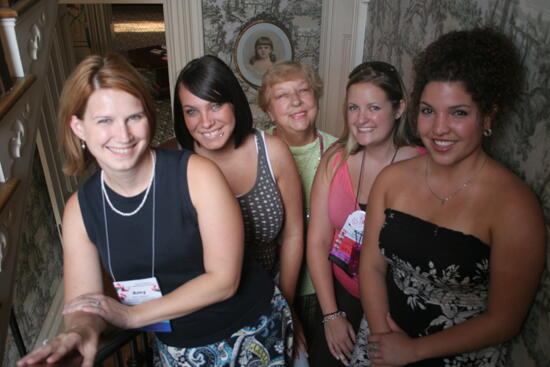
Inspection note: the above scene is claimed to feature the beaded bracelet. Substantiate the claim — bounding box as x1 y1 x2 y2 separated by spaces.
322 310 347 324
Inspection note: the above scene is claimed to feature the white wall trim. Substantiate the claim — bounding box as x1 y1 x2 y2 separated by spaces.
318 0 370 135
84 4 114 55
318 0 335 133
163 0 204 104
0 18 24 77
351 0 370 68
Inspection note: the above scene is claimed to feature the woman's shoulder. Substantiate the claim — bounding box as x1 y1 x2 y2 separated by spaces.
376 153 424 188
154 146 196 171
186 154 232 202
317 129 339 147
396 145 426 162
482 159 546 255
262 131 293 159
389 150 424 172
65 191 81 216
187 152 219 174
485 159 543 211
77 169 101 200
320 143 345 169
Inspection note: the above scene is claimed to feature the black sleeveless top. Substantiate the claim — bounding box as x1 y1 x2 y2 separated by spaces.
380 208 506 366
78 148 273 347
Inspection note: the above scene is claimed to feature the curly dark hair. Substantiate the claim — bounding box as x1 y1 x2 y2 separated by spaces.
410 27 523 132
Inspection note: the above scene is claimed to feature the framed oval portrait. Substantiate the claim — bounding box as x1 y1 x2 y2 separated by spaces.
234 20 293 88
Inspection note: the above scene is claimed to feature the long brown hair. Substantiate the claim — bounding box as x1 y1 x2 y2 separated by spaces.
327 61 413 172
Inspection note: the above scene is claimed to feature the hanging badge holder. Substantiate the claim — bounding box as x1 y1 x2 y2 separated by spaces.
328 210 365 276
114 277 172 332
102 152 171 332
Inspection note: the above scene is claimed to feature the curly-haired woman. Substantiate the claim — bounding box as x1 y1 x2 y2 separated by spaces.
352 27 546 367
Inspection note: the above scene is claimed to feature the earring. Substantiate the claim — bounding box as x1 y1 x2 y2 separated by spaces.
483 128 493 137
80 140 86 150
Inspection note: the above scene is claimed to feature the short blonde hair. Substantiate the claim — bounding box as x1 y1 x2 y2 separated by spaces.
58 54 156 176
258 60 323 113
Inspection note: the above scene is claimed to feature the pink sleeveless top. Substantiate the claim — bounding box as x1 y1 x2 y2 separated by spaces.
327 147 426 298
328 151 361 298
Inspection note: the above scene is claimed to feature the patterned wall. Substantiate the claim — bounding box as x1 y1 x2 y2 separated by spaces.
364 0 550 365
2 150 63 366
201 0 322 129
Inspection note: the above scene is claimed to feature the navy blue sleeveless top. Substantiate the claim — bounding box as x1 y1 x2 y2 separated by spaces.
78 148 273 347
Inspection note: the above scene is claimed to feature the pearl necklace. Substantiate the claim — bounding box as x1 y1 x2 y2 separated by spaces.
425 156 487 205
101 150 156 217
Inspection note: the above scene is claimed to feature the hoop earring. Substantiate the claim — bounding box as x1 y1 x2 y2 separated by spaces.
483 128 492 137
81 140 86 150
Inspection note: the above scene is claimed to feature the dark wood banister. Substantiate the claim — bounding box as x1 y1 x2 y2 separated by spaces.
0 75 34 120
0 0 40 18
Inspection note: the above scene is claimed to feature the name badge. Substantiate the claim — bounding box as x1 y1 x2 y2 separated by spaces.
329 210 365 276
113 277 172 332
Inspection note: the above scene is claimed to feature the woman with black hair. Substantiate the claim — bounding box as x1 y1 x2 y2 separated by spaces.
172 55 303 357
352 27 546 366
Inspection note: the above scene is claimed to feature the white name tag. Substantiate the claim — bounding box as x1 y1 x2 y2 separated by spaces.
114 276 172 332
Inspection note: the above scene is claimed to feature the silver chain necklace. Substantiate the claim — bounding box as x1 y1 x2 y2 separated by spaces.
425 155 487 205
101 150 156 217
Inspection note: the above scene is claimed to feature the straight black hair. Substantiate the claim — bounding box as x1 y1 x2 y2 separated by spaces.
173 55 254 150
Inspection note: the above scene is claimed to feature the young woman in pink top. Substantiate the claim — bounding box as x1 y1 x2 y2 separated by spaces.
307 61 422 366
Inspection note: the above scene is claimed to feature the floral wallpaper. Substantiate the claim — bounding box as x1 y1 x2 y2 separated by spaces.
364 0 550 365
2 150 63 367
201 0 322 129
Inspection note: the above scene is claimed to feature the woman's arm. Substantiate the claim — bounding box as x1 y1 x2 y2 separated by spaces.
265 134 304 306
265 134 305 355
360 168 392 334
368 175 547 366
307 148 356 362
361 148 422 327
307 150 339 316
18 193 107 367
63 155 245 329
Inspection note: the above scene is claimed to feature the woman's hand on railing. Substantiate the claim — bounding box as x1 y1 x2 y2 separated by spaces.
63 293 134 329
17 323 100 367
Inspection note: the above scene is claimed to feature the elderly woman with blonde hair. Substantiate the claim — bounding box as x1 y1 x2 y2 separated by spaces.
259 61 338 359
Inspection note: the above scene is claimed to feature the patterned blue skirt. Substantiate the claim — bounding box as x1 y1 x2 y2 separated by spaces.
153 287 293 366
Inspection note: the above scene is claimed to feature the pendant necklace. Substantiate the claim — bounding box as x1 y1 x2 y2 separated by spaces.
425 155 487 205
